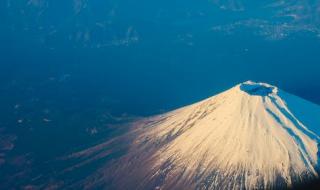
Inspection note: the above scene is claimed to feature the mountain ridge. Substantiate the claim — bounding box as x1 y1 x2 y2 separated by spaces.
66 81 320 190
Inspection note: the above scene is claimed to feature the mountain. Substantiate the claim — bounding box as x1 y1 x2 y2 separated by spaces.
67 81 320 190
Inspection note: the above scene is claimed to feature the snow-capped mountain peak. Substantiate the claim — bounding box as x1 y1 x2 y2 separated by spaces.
71 81 320 190
239 80 278 96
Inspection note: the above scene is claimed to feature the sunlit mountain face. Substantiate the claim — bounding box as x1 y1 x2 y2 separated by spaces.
1 1 320 189
59 81 320 190
3 81 320 189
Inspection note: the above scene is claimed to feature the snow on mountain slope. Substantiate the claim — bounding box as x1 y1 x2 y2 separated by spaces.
70 81 320 190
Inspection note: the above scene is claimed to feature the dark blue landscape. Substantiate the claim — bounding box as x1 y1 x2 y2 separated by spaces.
1 0 320 189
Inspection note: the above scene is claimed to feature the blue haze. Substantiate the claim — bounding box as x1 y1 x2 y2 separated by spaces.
0 0 320 187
